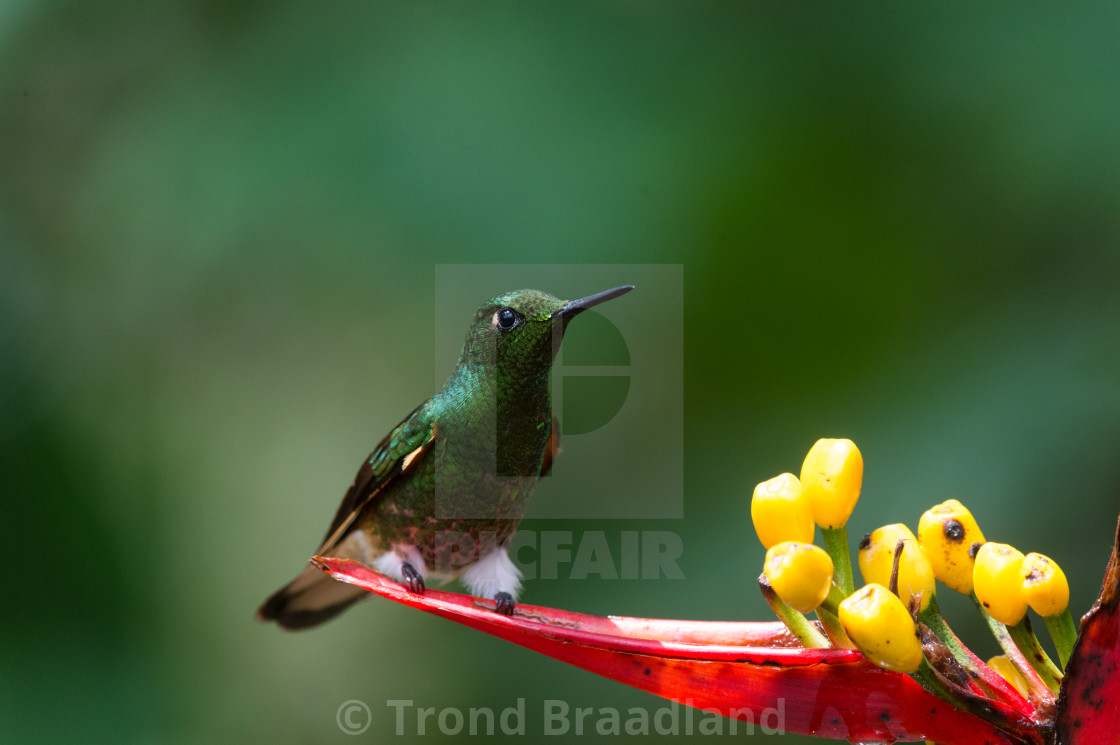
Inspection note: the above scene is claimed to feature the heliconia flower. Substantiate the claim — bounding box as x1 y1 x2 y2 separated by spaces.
763 541 833 613
918 499 986 594
838 583 923 673
974 543 1028 626
1021 552 1079 668
800 438 863 529
313 555 1049 744
751 473 814 548
858 523 936 612
800 438 863 598
1021 553 1069 617
307 508 1120 745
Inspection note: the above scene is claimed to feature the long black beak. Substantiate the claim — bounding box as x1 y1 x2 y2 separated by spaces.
552 285 634 325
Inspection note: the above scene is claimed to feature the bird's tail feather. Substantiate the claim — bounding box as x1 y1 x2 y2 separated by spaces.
256 563 367 631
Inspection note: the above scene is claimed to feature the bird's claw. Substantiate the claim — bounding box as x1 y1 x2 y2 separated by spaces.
494 592 515 616
401 562 425 594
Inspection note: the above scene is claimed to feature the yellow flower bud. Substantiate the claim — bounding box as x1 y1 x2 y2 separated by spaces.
763 542 834 613
751 473 814 549
858 524 936 612
838 583 923 673
917 499 986 594
1021 552 1069 617
987 655 1031 699
800 438 863 529
973 543 1027 626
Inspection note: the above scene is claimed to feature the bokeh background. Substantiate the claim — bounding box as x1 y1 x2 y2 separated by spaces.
2 3 1118 743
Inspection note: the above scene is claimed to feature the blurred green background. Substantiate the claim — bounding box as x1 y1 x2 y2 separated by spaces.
2 2 1118 743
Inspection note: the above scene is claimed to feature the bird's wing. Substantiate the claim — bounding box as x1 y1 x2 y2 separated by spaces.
316 403 436 554
539 413 561 478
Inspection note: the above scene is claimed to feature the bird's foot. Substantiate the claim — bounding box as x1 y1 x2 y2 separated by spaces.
494 592 515 616
401 562 425 594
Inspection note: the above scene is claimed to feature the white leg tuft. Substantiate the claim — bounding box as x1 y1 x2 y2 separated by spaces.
460 544 523 601
373 545 429 582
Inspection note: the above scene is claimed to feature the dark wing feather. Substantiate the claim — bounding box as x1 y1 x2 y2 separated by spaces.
316 402 436 553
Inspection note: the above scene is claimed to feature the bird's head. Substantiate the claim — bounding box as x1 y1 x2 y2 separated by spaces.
458 286 633 387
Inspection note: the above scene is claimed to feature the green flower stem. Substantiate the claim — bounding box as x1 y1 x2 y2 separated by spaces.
918 596 971 666
815 606 855 649
910 658 1007 732
1006 617 1063 690
1043 611 1078 669
970 592 1057 698
758 575 829 648
819 580 847 617
918 598 1028 702
821 526 854 596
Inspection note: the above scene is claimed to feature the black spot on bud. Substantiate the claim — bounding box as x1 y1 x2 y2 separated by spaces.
859 533 871 550
943 519 965 542
969 542 983 559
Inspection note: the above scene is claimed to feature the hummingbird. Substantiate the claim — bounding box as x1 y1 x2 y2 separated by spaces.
257 285 634 630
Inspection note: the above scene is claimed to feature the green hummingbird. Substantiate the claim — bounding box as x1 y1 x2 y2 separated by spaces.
258 285 633 630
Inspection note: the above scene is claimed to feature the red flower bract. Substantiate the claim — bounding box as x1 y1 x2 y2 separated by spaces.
312 556 1056 744
1054 514 1120 745
304 508 1120 745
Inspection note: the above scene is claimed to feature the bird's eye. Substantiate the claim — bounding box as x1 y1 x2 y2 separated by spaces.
495 307 521 331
